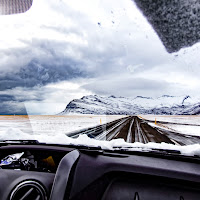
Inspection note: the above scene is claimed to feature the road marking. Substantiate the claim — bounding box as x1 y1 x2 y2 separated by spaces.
95 117 131 140
136 120 142 142
114 131 120 138
170 138 181 146
140 130 149 143
127 118 134 143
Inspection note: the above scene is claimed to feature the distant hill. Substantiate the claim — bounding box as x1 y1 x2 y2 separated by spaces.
59 95 200 115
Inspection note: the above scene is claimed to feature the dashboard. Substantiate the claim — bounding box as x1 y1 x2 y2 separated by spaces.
0 144 200 200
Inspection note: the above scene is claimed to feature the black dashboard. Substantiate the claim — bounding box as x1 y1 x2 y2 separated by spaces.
0 144 200 200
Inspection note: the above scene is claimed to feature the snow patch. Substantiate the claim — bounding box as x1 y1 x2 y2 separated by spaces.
2 127 200 157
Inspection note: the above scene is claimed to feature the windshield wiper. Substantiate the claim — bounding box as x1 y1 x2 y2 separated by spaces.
112 146 181 155
0 140 41 145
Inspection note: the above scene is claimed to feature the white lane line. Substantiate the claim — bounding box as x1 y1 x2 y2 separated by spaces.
95 118 129 140
137 120 142 143
141 130 149 143
134 120 139 142
114 131 120 138
149 124 182 145
170 138 181 146
107 120 130 141
126 118 134 143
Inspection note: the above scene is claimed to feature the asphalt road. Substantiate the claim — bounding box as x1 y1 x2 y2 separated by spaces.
67 116 200 145
108 116 200 145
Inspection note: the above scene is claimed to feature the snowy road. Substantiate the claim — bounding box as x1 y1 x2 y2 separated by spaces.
68 116 200 145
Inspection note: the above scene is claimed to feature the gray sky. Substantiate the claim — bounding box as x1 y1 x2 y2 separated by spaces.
0 0 200 114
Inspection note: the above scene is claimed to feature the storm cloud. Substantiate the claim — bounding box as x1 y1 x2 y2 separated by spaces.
0 39 91 91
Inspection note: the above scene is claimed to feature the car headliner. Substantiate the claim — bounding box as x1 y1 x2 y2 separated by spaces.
133 0 200 53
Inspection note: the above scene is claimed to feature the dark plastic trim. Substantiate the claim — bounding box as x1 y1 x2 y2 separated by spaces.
49 150 80 200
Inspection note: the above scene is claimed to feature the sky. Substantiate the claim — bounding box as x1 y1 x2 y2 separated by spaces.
0 0 200 115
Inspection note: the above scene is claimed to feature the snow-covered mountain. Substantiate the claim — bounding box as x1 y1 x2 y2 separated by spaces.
60 95 200 115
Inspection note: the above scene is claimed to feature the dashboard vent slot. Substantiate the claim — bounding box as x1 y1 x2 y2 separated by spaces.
10 180 47 200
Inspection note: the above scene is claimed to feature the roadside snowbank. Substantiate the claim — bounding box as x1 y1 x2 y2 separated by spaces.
141 115 200 125
149 122 200 137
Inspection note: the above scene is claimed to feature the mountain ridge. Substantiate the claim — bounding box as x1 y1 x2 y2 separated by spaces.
59 95 200 115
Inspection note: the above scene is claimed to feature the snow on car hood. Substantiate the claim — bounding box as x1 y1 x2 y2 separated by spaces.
1 127 200 157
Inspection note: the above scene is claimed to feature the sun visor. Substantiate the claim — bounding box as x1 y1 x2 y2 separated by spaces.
133 0 200 53
0 0 32 15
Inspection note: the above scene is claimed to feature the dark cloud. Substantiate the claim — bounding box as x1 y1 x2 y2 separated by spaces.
0 94 16 102
0 88 46 114
0 101 27 115
0 39 89 91
18 59 85 87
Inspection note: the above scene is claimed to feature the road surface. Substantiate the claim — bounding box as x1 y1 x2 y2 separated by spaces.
67 116 200 145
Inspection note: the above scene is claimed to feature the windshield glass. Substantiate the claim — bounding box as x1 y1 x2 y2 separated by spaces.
1 0 200 155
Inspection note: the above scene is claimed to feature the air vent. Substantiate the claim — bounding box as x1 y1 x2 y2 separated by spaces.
10 180 47 200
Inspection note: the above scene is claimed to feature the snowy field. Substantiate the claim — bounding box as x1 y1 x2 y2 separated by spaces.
140 115 200 137
0 115 125 137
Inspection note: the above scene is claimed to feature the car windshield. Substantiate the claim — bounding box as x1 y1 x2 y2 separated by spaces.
1 0 200 156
